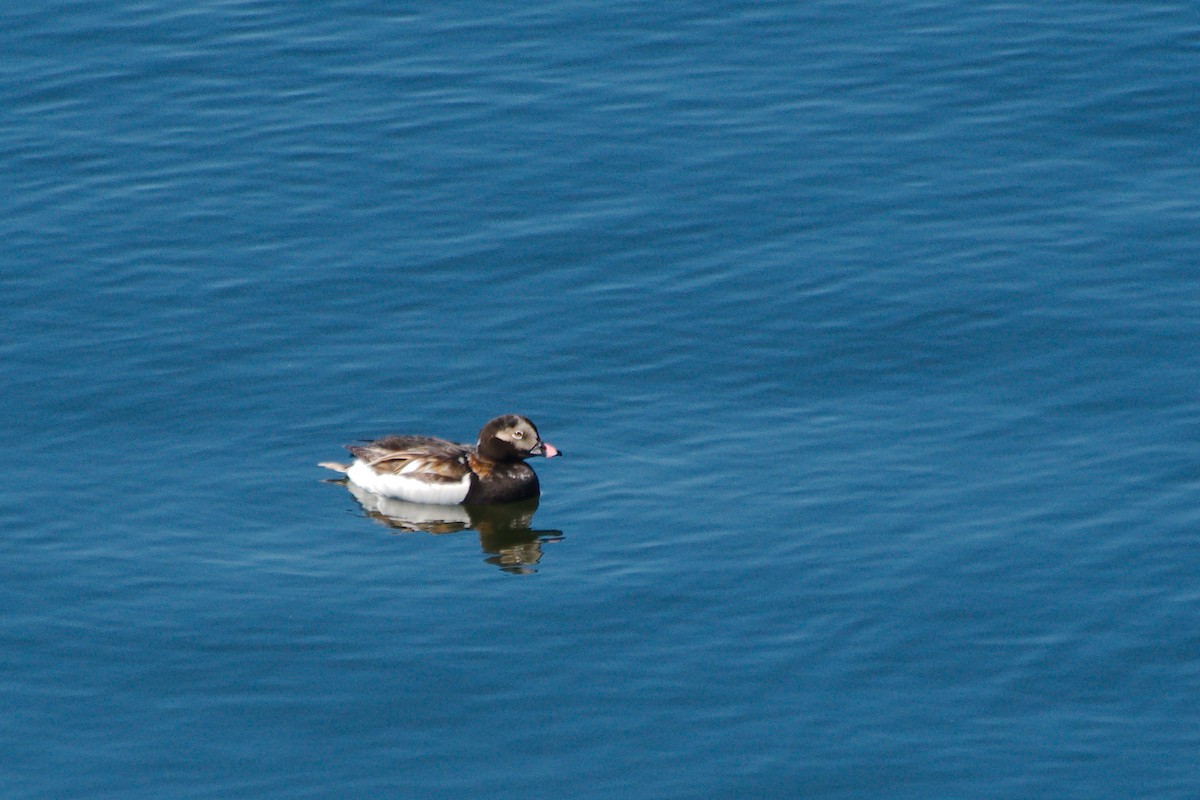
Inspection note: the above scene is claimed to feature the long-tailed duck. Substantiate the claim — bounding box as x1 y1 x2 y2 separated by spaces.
320 414 560 505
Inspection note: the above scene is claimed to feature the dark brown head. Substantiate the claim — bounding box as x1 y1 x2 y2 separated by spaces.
476 414 561 462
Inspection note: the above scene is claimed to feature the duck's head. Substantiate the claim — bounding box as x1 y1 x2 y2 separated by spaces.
477 415 561 462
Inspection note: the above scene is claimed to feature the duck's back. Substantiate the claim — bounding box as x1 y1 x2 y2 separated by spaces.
345 435 475 504
348 435 470 465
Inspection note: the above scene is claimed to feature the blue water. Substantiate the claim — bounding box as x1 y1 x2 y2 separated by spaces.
3 1 1200 797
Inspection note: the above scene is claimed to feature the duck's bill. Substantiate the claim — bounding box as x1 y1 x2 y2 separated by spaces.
532 441 561 458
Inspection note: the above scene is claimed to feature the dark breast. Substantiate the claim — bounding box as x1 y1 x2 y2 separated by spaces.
464 460 540 504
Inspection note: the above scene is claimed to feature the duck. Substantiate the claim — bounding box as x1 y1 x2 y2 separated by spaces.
319 414 560 505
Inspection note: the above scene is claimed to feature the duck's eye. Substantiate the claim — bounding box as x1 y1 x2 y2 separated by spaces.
512 430 524 439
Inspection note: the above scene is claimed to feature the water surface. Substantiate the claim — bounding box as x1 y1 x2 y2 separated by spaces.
3 1 1199 797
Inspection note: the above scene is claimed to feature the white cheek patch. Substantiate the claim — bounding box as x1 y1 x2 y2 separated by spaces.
501 428 531 447
346 460 472 505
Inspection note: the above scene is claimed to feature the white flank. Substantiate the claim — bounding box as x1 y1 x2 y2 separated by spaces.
347 482 473 525
346 460 471 505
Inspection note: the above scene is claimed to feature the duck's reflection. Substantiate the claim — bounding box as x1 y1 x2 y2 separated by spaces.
338 480 564 574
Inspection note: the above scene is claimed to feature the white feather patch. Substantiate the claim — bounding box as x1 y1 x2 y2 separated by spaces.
346 460 471 505
347 482 473 526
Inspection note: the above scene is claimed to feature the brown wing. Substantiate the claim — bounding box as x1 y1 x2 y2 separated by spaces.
347 435 473 483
